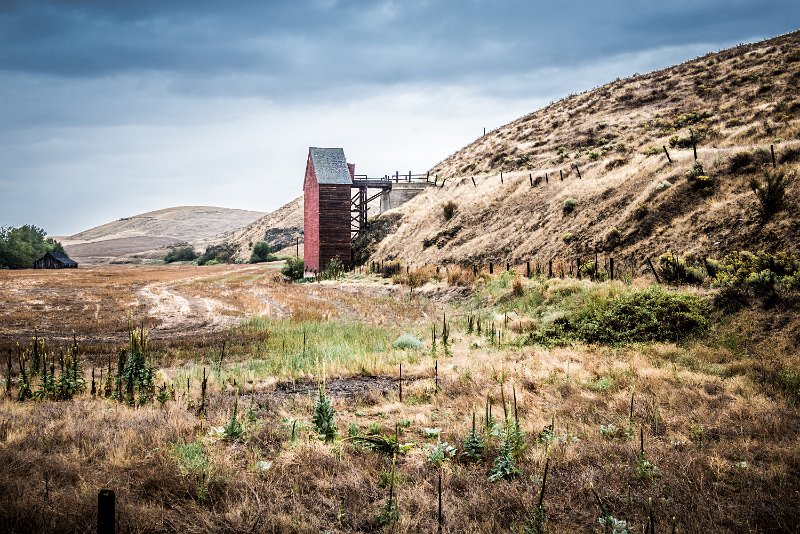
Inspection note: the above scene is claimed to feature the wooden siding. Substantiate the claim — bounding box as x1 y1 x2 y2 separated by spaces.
318 184 351 269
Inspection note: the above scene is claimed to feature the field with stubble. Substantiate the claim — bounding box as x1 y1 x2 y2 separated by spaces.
0 264 798 533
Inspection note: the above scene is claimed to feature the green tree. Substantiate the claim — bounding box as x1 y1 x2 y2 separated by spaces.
0 225 64 269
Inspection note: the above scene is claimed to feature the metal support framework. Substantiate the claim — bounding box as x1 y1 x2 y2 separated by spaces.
350 186 386 238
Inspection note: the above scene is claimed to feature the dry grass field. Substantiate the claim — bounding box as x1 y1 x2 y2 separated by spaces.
1 264 798 533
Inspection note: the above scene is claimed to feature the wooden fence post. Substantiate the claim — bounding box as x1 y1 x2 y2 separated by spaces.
545 172 549 183
472 176 476 187
771 144 776 167
548 258 553 278
506 262 510 272
529 173 533 187
646 257 661 284
662 145 671 163
609 257 614 280
526 261 531 278
574 163 582 179
489 262 494 274
98 489 115 534
560 169 564 181
500 171 504 184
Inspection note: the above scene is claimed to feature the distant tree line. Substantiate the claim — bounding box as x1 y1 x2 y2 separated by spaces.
0 225 64 269
163 240 278 265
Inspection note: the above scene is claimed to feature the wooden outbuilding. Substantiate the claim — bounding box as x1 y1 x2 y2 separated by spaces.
303 147 354 273
33 251 78 269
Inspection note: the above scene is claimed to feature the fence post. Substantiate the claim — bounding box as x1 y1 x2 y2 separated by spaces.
771 144 776 167
574 163 582 179
529 173 533 186
427 171 430 182
98 489 115 534
472 176 476 187
610 257 615 280
526 261 531 278
500 171 504 184
662 145 671 163
646 257 661 284
548 258 553 278
545 172 549 183
489 262 494 274
506 262 510 272
560 169 564 181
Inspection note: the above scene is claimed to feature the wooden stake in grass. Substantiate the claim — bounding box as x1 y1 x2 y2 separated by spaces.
646 257 661 284
198 367 207 417
771 144 776 167
529 173 533 187
434 359 439 393
513 385 519 423
398 364 403 403
630 391 635 421
662 145 672 163
559 169 563 181
574 163 582 179
5 351 11 396
437 468 444 534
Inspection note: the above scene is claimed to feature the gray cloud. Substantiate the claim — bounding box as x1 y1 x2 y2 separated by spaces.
1 0 798 235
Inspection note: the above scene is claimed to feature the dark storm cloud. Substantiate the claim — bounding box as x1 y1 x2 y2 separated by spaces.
1 0 798 235
2 1 796 91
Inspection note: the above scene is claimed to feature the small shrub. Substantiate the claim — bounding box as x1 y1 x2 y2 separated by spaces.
164 245 198 263
171 439 210 475
512 277 525 297
312 383 337 443
658 253 706 285
249 241 277 263
442 201 457 221
633 203 648 219
712 250 800 305
685 162 714 190
726 150 768 175
749 170 791 222
281 257 305 280
380 260 402 278
426 440 457 466
197 242 236 265
642 146 663 156
606 227 622 246
656 180 672 191
222 393 245 442
393 334 423 350
563 198 578 215
447 266 476 286
562 232 574 244
319 257 345 280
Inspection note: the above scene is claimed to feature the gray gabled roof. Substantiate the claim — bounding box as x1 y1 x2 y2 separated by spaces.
48 251 77 266
309 147 352 185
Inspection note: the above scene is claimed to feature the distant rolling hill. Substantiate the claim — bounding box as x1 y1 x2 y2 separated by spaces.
57 206 266 264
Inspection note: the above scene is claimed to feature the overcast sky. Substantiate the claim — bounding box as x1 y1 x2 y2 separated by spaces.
1 1 797 236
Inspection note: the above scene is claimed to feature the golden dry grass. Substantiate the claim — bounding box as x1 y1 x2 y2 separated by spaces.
1 266 798 532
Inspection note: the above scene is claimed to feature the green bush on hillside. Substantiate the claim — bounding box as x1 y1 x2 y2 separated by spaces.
532 286 709 345
0 225 64 269
282 257 305 281
197 243 236 265
658 253 706 285
712 250 800 306
164 245 198 263
249 241 277 263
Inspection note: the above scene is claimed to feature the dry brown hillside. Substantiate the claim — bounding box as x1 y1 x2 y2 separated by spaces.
371 31 800 267
230 195 304 260
58 206 265 264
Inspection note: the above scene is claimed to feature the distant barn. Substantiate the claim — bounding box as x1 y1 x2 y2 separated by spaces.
303 147 354 272
33 251 78 269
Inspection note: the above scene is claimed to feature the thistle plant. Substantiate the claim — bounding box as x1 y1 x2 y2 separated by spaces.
461 412 485 461
222 390 245 442
489 424 522 481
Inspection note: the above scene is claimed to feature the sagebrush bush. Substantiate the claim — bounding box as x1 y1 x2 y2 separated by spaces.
281 257 305 280
712 250 800 305
442 201 457 221
685 162 714 190
749 170 791 222
659 253 706 285
562 232 574 243
563 198 578 215
447 266 476 286
393 334 423 350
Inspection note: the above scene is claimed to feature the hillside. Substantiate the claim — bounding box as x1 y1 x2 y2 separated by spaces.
58 206 265 264
371 32 800 268
230 195 304 260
